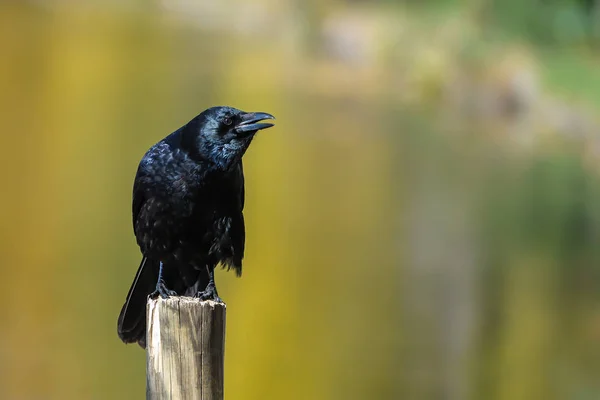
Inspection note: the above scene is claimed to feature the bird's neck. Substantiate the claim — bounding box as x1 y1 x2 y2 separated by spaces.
180 127 244 173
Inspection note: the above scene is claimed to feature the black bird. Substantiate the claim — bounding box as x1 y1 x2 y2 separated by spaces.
117 106 275 347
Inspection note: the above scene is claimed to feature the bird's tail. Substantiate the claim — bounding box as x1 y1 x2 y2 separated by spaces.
117 257 158 348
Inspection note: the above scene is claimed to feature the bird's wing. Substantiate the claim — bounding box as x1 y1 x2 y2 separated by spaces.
132 142 166 236
132 166 147 237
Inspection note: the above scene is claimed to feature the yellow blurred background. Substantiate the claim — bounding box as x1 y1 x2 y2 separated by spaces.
2 1 600 399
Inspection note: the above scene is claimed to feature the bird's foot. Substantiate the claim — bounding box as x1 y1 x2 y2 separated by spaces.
194 284 223 303
149 281 177 299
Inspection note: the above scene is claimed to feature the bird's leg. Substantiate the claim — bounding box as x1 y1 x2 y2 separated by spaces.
149 261 177 299
194 265 223 303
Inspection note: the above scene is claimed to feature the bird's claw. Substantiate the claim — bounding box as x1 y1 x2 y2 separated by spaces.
194 284 223 303
149 281 177 299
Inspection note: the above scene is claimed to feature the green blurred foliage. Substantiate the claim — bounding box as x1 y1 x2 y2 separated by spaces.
1 1 600 400
484 0 595 46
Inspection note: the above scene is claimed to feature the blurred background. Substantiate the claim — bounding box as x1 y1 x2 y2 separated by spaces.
2 0 600 399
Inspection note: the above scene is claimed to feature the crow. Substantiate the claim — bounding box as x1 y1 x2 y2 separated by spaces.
117 106 275 347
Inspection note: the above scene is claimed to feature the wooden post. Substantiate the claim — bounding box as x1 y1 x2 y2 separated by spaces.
146 297 226 400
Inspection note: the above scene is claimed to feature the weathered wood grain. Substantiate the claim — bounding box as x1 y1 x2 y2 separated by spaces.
146 297 226 400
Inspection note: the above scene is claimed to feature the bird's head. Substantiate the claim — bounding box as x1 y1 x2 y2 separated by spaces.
184 106 275 170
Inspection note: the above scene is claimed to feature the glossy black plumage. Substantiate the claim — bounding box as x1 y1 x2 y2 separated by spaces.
117 106 275 347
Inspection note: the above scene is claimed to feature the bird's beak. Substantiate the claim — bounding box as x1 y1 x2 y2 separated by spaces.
235 112 275 133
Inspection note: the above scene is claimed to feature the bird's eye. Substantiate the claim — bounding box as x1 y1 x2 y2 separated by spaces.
223 117 233 126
